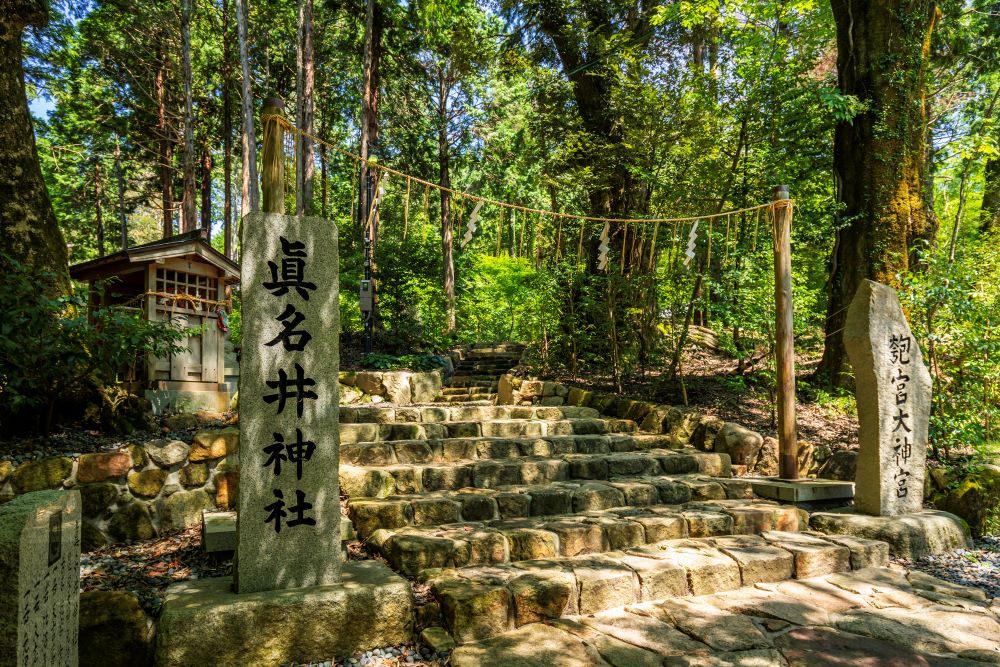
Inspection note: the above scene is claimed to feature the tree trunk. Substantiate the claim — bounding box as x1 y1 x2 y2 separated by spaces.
439 71 456 333
818 0 938 387
156 53 174 238
222 0 233 256
295 0 315 215
0 3 69 278
359 0 383 243
95 158 105 256
200 141 212 234
114 137 127 249
180 0 196 232
236 0 259 217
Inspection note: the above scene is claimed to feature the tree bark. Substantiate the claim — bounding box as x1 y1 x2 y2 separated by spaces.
0 2 69 278
438 70 456 333
236 0 259 217
222 0 233 256
180 0 196 232
95 158 105 256
295 0 315 215
359 0 383 243
114 137 127 249
983 155 1000 232
200 140 212 234
818 0 938 387
156 52 174 238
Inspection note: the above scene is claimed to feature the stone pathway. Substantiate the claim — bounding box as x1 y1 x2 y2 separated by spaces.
450 567 1000 666
431 345 523 404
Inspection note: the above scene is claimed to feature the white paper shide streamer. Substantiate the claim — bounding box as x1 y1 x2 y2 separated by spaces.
597 222 611 271
684 220 700 270
461 201 485 249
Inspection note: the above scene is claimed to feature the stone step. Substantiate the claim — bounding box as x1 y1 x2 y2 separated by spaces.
340 416 633 444
364 501 809 576
346 470 747 533
435 390 495 400
441 387 485 396
432 394 498 404
342 450 736 498
446 374 498 383
340 405 600 424
341 433 686 466
447 378 499 389
452 369 509 377
424 531 891 645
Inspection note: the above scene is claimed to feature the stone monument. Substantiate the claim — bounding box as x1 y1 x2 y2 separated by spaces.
236 212 341 593
0 489 81 667
845 280 931 516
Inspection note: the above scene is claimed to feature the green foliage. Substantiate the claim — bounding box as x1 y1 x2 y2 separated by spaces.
0 255 187 432
361 352 446 371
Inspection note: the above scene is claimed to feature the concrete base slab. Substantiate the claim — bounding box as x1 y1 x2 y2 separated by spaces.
201 510 357 553
750 478 854 504
155 561 413 666
809 508 972 560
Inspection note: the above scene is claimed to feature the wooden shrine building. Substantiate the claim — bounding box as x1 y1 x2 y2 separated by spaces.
69 229 240 414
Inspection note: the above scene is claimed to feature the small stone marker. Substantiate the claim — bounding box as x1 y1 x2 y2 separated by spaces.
0 490 81 667
236 212 340 593
845 280 931 516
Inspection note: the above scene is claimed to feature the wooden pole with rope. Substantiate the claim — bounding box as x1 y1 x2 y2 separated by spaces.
772 185 798 480
261 97 285 214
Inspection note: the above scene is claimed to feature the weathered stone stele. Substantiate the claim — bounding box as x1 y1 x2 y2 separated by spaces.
845 280 931 516
236 213 340 593
0 489 81 667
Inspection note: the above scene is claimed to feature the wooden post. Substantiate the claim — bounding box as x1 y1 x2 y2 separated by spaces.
772 185 798 479
261 97 285 214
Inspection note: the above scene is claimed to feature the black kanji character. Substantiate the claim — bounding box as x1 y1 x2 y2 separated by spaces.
889 334 911 365
893 436 912 466
263 362 317 417
263 236 317 300
287 489 317 528
264 489 287 533
263 429 315 480
892 407 911 433
265 304 313 351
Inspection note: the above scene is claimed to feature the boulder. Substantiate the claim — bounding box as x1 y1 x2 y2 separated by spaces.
77 452 132 483
159 489 214 532
128 469 168 498
566 387 592 408
520 381 544 401
107 502 156 542
10 456 73 493
164 413 198 431
497 374 515 404
340 383 363 405
665 407 702 445
79 590 152 667
144 439 190 468
809 508 972 559
690 416 726 451
213 471 239 511
382 373 413 404
80 483 120 518
178 463 209 488
81 522 108 552
0 460 11 484
353 372 385 396
933 464 1000 538
420 627 456 653
411 372 443 404
714 423 764 467
639 405 672 433
817 449 857 481
753 437 779 477
189 427 240 461
127 443 147 469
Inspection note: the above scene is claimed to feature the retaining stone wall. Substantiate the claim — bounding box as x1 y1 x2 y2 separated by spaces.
339 369 445 405
0 427 239 552
497 373 824 477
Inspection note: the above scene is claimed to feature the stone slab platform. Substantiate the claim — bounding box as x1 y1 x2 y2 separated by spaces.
809 508 972 559
155 561 412 666
750 478 854 503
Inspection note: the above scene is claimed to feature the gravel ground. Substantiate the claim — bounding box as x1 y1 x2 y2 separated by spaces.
894 536 1000 599
286 644 451 666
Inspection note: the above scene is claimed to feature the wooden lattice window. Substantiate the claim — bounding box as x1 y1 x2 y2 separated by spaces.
155 268 217 312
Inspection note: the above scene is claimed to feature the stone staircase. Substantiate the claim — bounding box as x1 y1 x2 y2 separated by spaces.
431 344 525 404
339 402 889 646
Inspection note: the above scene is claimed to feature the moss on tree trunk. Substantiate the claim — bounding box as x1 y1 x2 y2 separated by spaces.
818 0 938 387
0 1 69 280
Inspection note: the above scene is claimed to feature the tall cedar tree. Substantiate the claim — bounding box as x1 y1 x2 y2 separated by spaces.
818 0 939 387
0 0 69 279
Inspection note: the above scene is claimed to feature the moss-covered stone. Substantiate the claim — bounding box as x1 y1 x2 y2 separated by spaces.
80 483 120 517
81 521 108 552
79 590 151 667
159 489 214 532
178 463 209 488
127 469 167 499
0 460 12 485
10 456 73 492
189 427 240 461
127 443 147 469
936 465 1000 538
107 502 156 542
